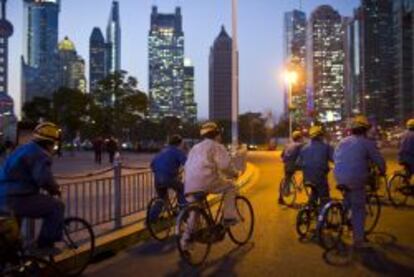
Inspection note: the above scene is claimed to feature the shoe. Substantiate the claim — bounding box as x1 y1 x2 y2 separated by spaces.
223 218 239 227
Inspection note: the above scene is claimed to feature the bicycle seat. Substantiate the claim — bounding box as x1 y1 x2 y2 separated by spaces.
336 185 350 194
185 191 207 202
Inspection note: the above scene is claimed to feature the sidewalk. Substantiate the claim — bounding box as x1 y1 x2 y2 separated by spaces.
53 151 154 175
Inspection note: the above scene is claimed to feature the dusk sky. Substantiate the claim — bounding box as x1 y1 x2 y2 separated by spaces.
8 0 359 119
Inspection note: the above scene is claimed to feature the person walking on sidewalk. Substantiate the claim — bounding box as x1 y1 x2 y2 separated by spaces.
106 136 118 164
92 136 103 164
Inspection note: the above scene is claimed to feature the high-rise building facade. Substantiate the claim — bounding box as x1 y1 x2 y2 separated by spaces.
360 0 394 125
58 37 86 93
148 6 185 121
0 0 16 141
183 58 197 123
393 0 414 122
106 0 121 73
21 0 60 106
306 5 345 123
283 10 307 123
89 27 107 92
209 26 232 122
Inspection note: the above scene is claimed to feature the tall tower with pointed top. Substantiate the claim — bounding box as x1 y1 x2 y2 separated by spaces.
209 26 232 122
89 27 107 92
106 0 121 73
0 0 17 141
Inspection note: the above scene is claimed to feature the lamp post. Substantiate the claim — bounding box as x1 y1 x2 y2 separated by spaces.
231 0 239 149
284 71 297 140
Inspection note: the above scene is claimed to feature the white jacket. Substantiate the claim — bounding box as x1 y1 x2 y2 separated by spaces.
184 139 238 193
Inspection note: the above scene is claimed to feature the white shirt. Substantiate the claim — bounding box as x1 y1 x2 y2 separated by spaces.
184 139 238 193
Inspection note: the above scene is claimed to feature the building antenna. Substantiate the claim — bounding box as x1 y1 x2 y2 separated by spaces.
299 0 302 10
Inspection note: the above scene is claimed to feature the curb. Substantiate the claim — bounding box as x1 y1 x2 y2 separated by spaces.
59 162 259 268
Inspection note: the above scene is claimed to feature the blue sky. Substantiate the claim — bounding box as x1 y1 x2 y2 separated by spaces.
8 0 359 119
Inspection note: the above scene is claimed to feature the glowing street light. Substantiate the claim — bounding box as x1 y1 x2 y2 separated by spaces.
284 70 298 140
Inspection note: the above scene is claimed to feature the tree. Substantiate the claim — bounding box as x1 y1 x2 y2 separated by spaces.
22 97 53 124
52 87 91 140
91 71 148 139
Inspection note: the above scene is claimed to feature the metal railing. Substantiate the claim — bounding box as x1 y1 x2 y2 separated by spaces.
25 149 248 239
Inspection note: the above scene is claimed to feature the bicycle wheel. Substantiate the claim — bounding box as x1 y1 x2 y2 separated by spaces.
146 197 173 241
365 193 381 234
176 206 212 266
228 196 255 245
317 202 344 250
53 217 95 276
387 174 409 206
296 207 311 239
3 255 62 277
279 178 297 206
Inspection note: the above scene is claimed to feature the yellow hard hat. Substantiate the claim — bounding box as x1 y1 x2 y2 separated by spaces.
351 115 370 129
292 130 302 140
200 121 220 136
406 119 414 129
33 122 60 143
309 125 323 138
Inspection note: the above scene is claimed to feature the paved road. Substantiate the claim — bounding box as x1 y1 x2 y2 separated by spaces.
85 151 414 276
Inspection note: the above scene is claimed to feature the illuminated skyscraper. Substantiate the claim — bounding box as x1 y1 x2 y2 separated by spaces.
148 6 185 121
393 0 414 122
360 0 394 125
283 9 307 123
21 0 60 106
89 27 107 92
58 37 86 93
183 58 197 123
306 5 345 123
0 0 16 141
209 26 232 122
106 0 121 73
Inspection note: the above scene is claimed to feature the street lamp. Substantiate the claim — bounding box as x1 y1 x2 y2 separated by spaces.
284 70 298 140
231 0 239 150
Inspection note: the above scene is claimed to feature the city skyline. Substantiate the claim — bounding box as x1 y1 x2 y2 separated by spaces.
8 0 359 119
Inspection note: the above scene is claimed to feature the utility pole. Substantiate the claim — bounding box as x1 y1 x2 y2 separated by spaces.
231 0 239 148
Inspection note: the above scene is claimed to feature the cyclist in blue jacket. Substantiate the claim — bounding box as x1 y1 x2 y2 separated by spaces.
0 122 64 253
297 125 333 205
398 119 414 176
149 135 187 220
334 115 386 249
279 130 303 204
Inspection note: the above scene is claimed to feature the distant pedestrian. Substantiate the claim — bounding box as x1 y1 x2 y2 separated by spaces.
92 136 103 164
106 136 118 164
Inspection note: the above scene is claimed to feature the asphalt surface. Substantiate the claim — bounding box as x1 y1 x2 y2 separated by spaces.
85 151 414 277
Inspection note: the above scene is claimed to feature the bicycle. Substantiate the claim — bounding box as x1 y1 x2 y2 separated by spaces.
387 166 413 206
279 173 311 206
0 210 95 276
0 214 62 276
176 191 254 266
316 184 381 250
296 182 322 239
146 189 180 241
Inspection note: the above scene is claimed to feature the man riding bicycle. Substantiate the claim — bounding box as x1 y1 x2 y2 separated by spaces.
149 134 187 220
334 115 386 249
0 122 64 254
184 122 239 219
398 119 414 177
296 125 333 206
279 130 303 205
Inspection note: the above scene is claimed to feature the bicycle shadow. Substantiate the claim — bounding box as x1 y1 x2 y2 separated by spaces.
322 232 414 275
167 242 255 277
125 238 177 256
